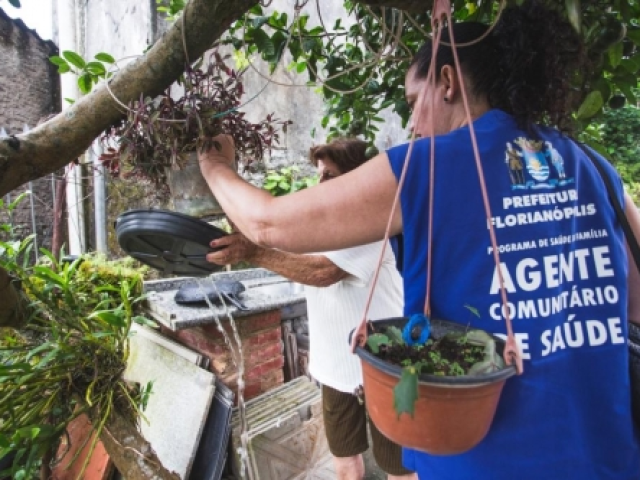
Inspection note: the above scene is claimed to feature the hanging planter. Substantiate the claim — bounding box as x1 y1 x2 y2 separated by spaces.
350 317 516 455
99 51 291 217
164 152 226 217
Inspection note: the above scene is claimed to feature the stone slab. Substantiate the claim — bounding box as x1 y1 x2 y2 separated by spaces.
124 329 216 479
143 269 305 330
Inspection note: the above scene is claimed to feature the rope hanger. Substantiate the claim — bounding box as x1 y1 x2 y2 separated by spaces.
350 0 523 375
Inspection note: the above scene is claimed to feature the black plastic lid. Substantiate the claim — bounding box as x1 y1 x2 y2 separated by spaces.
115 209 228 276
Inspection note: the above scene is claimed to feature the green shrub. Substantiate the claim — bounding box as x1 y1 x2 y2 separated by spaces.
601 106 640 202
0 199 155 478
263 166 318 197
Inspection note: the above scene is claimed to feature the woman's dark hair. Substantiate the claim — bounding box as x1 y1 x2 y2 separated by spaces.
309 138 374 173
410 0 585 132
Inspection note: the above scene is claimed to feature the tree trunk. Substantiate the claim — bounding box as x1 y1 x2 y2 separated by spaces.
51 173 67 259
99 410 180 480
0 266 28 328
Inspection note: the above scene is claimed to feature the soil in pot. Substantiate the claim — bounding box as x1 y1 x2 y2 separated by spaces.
367 331 487 377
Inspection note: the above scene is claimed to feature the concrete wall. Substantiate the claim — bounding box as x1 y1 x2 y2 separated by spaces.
0 7 61 251
82 0 155 70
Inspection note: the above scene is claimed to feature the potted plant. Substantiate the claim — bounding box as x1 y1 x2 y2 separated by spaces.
100 51 291 218
350 311 517 455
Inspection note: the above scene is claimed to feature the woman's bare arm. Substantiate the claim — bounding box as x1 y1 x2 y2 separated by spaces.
199 141 402 253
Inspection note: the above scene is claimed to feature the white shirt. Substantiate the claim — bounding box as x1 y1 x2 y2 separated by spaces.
305 241 403 392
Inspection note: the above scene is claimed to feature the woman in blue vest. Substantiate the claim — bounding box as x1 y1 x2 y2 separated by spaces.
199 0 640 477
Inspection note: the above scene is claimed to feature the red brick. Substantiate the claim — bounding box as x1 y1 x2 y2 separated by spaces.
244 327 282 348
259 356 285 376
238 310 282 334
244 342 283 368
245 366 263 381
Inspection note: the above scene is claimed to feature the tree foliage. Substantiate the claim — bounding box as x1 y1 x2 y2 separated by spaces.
601 104 640 201
221 0 640 149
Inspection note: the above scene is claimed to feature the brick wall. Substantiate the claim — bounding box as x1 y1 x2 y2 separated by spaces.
161 310 285 402
0 8 62 251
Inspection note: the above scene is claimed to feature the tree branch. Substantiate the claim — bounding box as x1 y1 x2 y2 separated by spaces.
0 0 258 198
353 0 433 12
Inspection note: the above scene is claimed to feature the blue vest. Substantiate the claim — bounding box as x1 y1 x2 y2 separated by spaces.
387 109 640 479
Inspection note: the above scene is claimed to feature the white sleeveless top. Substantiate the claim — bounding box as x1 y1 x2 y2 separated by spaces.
305 241 403 392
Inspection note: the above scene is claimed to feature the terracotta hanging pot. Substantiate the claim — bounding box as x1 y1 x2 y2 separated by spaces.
351 317 517 455
165 152 225 218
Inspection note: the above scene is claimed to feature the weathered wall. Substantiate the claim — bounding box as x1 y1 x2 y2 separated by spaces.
0 7 61 251
82 0 156 68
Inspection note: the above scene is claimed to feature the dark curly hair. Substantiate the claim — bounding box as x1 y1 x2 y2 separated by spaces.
410 0 585 132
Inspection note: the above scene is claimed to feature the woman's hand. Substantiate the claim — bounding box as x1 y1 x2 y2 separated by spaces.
199 134 236 171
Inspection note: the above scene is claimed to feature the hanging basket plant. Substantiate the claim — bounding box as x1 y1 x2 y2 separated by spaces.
99 51 292 191
350 316 517 455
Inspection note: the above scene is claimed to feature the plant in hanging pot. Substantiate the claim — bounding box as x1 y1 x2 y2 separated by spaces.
99 51 292 218
350 311 517 455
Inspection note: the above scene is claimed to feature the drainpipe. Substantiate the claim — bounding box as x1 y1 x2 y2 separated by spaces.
58 0 86 255
92 141 107 253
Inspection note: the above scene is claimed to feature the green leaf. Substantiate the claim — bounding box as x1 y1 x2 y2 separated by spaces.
77 74 92 94
132 316 158 328
464 304 480 318
609 41 624 69
85 61 106 76
465 329 494 347
576 91 603 119
627 29 640 46
33 266 65 286
252 29 275 58
49 56 68 67
468 358 501 375
252 16 269 29
8 191 30 212
62 50 86 69
57 64 71 74
564 0 581 33
16 427 40 440
88 310 126 328
386 326 404 344
393 367 419 418
366 333 390 354
94 52 115 64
